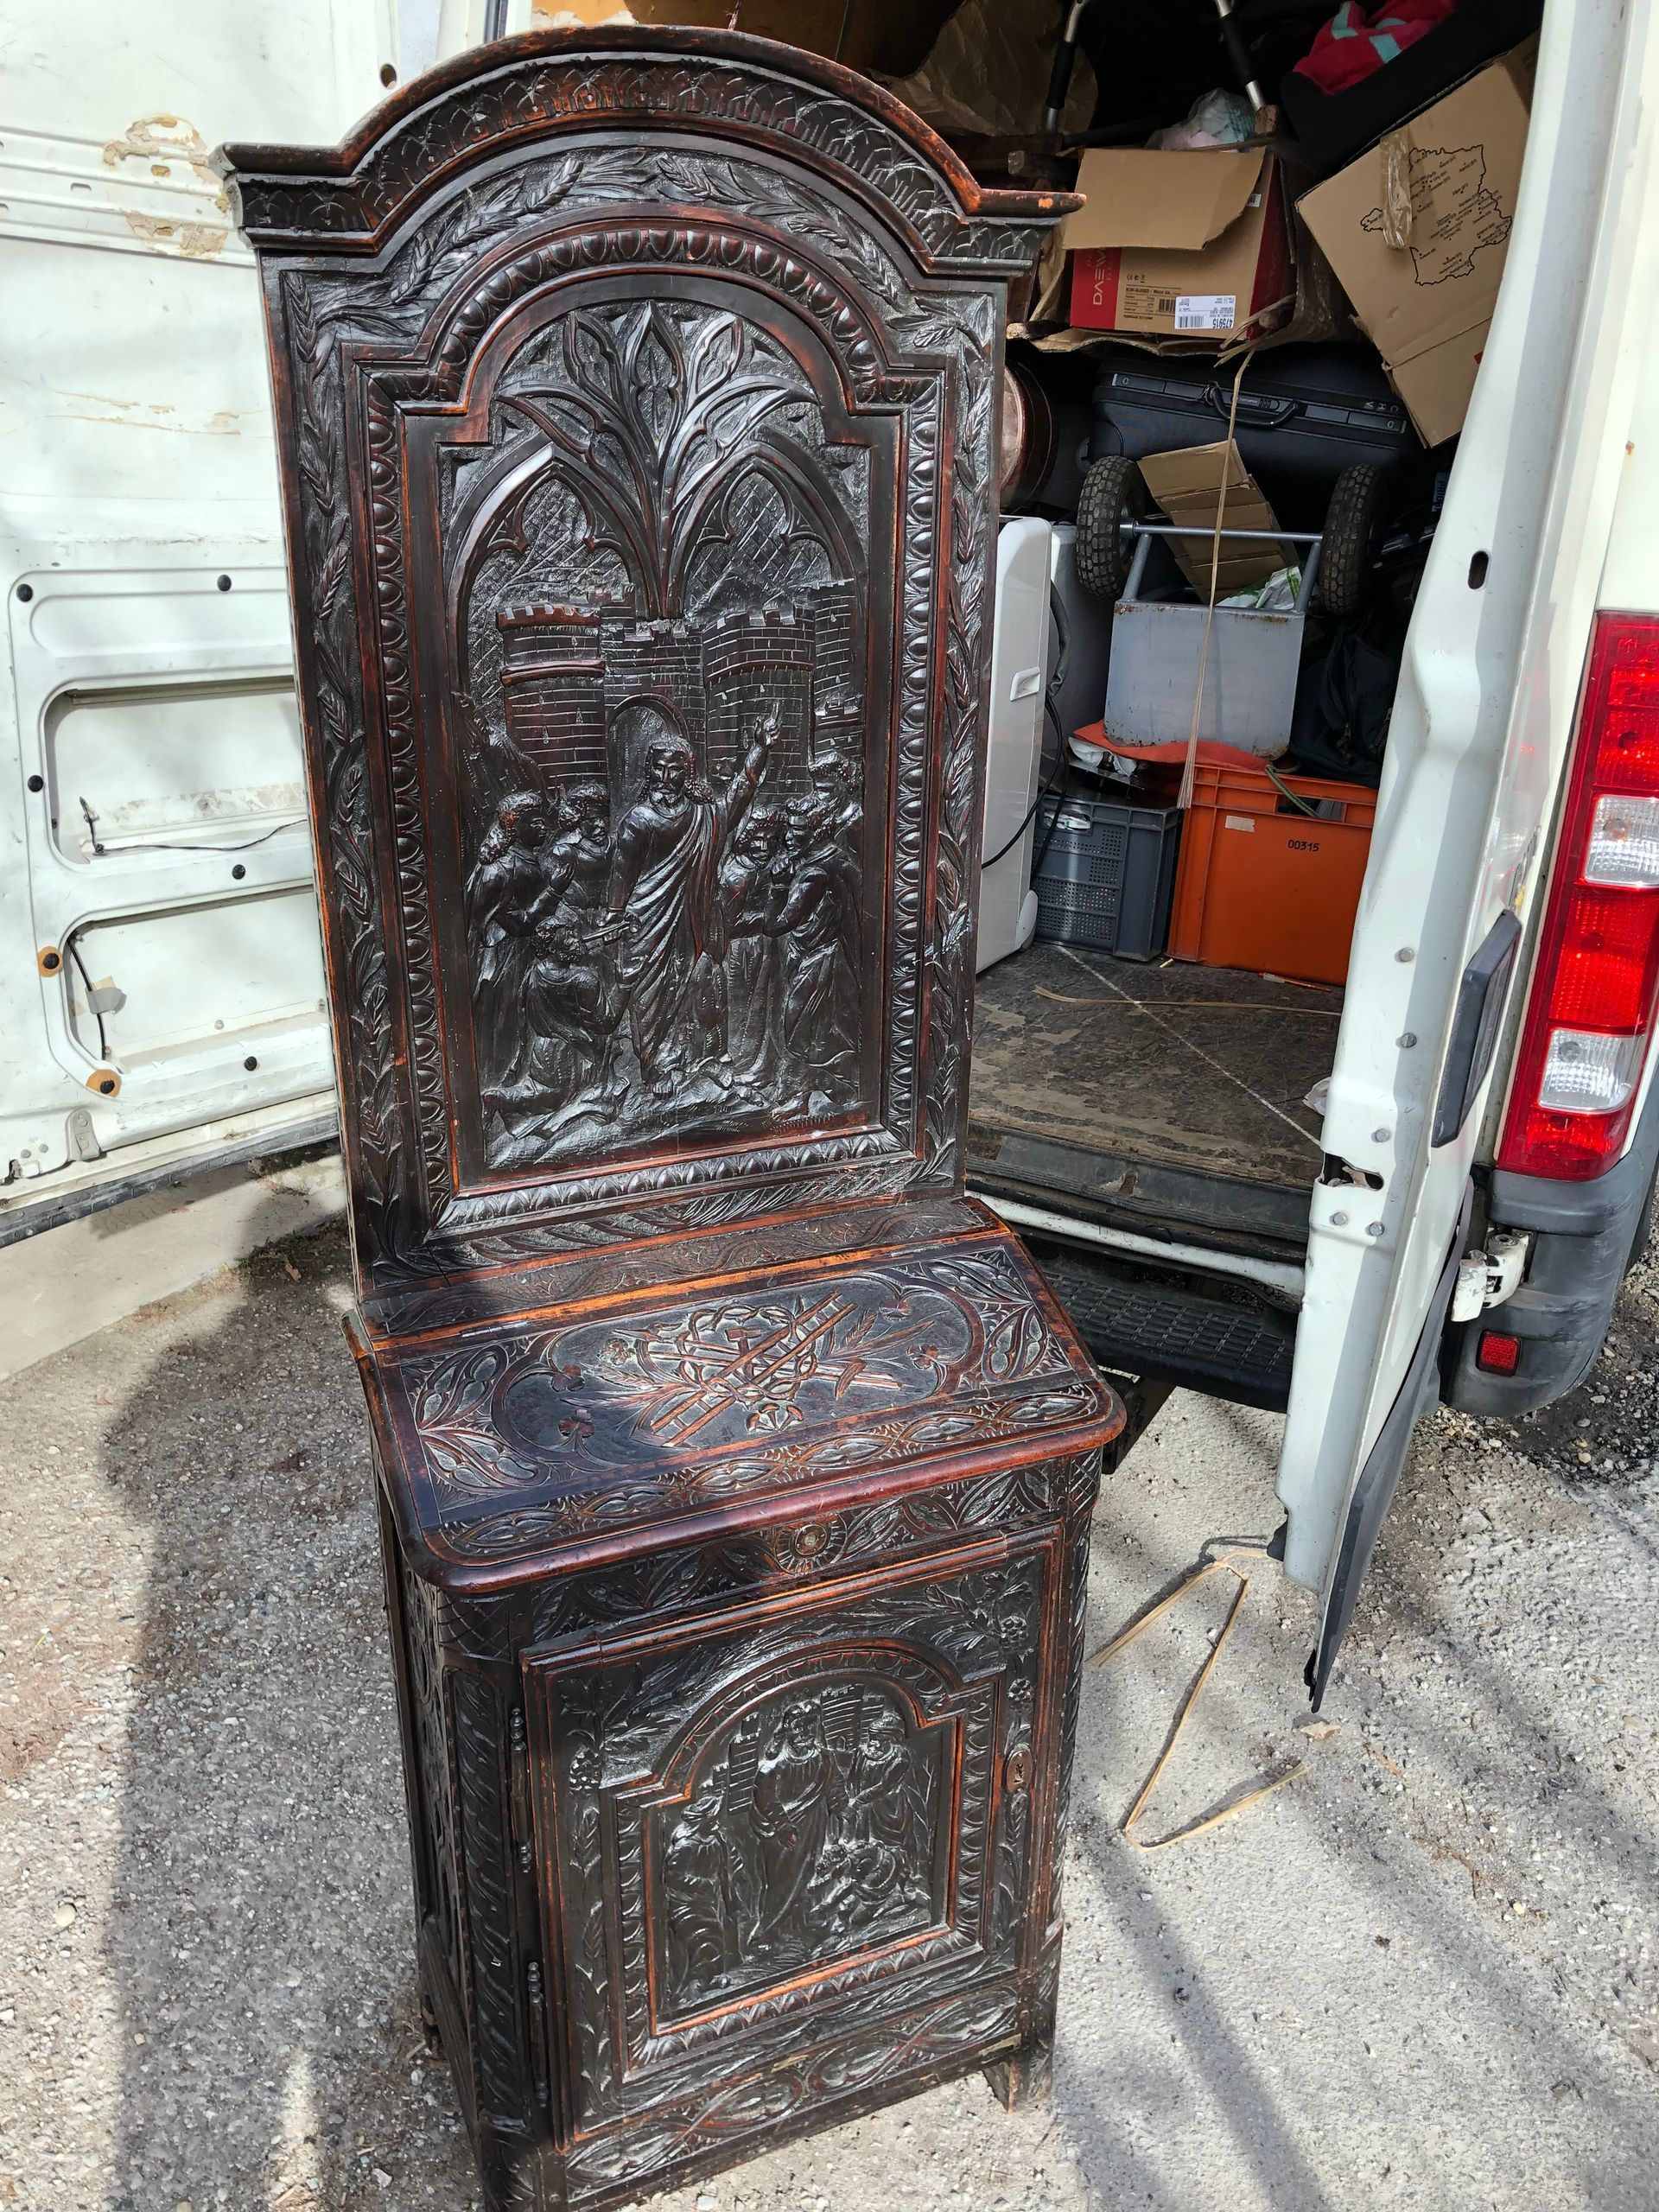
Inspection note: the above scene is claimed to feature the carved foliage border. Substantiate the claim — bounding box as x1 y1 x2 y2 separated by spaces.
432 1452 1092 1664
276 139 1000 1288
232 47 1053 277
397 1556 467 2005
420 1378 1103 1569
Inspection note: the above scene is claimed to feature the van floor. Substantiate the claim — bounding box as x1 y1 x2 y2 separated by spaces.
966 938 1338 1257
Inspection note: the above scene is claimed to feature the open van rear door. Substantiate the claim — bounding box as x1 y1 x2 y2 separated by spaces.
0 0 393 1246
1276 0 1659 1703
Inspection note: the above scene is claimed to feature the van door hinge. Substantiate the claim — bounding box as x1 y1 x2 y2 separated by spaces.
1451 1230 1530 1322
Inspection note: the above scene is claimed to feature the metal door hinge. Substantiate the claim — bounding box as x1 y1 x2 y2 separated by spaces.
509 1707 533 1874
1451 1230 1530 1323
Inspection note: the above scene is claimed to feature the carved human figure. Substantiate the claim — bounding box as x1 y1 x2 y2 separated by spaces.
717 804 787 1088
468 789 556 1086
744 795 861 1101
836 1703 932 1928
499 913 630 1125
810 747 864 867
543 780 614 926
748 1697 834 1959
662 1783 739 2004
607 715 775 1096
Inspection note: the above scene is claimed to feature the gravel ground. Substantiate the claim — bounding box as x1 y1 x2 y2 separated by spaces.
3 1213 1659 2211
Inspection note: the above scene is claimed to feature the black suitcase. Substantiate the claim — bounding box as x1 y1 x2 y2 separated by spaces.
1090 345 1420 531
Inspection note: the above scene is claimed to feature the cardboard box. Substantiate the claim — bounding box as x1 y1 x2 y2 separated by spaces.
1137 442 1292 599
1296 42 1535 446
530 0 955 77
1056 146 1294 344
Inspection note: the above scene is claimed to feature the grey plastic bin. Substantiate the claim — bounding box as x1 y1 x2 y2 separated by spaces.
1103 528 1321 753
1033 790 1182 961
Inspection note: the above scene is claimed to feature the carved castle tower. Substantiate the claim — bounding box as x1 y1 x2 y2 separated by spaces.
495 597 846 799
494 603 607 779
704 609 816 787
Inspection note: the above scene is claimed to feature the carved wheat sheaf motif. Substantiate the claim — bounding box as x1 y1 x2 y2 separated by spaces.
390 1244 1083 1542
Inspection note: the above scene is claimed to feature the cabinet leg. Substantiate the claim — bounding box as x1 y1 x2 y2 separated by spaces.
419 1993 443 2057
985 2035 1053 2112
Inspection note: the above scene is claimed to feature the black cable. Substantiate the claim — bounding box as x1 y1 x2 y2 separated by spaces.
1047 578 1071 701
982 581 1081 873
983 696 1074 872
64 936 110 1065
986 787 1052 871
78 795 303 858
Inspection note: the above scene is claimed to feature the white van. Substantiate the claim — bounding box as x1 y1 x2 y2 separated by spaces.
3 0 1656 1704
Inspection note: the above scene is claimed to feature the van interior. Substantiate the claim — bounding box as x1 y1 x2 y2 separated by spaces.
914 0 1548 1407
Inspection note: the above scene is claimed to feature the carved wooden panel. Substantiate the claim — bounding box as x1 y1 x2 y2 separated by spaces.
364 1357 1109 2209
438 287 881 1180
526 1533 1061 2187
221 28 1074 1296
366 1227 1114 1572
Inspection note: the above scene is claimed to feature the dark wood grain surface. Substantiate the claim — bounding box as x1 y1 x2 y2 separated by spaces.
223 31 1113 2208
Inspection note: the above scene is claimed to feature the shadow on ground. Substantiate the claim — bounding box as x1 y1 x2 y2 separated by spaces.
94 1212 476 2211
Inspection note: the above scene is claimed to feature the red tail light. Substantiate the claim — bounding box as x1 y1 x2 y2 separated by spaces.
1499 615 1659 1179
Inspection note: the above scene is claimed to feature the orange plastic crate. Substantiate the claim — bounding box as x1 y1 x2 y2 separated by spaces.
1167 762 1376 987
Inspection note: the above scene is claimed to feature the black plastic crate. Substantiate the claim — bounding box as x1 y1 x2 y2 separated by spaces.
1033 791 1181 961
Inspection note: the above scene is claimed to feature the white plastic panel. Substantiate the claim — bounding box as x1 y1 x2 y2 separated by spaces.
977 518 1051 975
66 889 326 1065
47 677 305 862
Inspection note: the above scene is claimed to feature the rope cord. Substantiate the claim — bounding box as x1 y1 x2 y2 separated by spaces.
1090 1545 1306 1851
1033 986 1340 1015
1178 350 1254 812
1262 758 1322 815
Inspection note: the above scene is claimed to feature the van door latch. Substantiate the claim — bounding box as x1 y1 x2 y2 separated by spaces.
1450 1230 1530 1322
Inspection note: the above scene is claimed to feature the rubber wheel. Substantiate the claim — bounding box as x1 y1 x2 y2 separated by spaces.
1075 455 1149 601
1319 462 1389 620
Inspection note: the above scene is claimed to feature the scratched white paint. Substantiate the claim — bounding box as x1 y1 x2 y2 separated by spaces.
0 3 394 1230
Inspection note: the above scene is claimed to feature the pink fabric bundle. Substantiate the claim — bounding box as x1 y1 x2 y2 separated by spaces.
1292 0 1458 95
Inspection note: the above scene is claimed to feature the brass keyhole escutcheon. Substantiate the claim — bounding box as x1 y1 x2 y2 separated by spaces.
1004 1749 1033 1795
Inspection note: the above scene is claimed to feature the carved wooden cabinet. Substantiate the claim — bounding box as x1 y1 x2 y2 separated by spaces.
219 30 1120 2209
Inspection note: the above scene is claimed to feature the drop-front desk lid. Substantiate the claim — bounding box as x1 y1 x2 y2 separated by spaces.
351 1198 1123 1591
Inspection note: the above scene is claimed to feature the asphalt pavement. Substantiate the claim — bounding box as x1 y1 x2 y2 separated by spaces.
3 1217 1657 2211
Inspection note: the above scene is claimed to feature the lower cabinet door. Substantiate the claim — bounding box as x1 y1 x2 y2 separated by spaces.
524 1526 1068 2182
